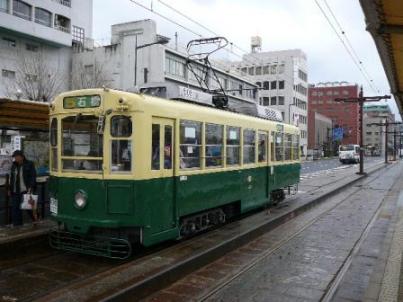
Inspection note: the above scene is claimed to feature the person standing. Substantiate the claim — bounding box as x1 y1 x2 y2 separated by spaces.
8 150 37 226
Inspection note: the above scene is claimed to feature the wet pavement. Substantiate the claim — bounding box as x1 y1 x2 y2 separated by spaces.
144 162 403 302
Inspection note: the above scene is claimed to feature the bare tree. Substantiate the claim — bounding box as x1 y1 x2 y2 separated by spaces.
5 51 65 102
71 59 111 89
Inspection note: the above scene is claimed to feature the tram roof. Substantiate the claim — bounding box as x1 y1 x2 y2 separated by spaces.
52 88 299 133
360 0 403 115
0 98 49 131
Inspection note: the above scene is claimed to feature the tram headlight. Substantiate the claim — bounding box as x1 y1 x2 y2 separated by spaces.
74 191 87 209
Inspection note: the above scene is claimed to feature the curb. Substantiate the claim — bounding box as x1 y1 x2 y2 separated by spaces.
103 162 388 302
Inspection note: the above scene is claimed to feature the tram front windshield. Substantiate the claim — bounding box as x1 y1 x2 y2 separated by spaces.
62 115 103 171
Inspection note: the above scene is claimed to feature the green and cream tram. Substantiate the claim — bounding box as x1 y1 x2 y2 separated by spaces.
49 88 300 258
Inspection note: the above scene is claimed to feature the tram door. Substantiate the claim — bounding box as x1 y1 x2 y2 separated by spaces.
150 118 175 234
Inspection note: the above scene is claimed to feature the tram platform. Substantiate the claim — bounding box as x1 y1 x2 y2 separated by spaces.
0 220 55 254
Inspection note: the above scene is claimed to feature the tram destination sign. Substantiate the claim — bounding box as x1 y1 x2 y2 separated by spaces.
63 95 101 109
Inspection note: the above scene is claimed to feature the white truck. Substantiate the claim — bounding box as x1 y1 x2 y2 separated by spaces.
339 144 360 164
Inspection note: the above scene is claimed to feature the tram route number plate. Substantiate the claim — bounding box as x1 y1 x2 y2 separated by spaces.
50 197 58 215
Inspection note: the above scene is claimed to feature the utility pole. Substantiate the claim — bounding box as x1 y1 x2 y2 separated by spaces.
369 122 402 164
335 87 391 174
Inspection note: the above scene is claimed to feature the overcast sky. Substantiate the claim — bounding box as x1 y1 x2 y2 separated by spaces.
93 0 399 118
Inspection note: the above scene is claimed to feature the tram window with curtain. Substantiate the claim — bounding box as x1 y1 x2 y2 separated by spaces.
180 120 202 169
284 134 292 160
50 118 58 171
243 129 256 164
275 132 284 161
110 115 132 172
258 132 267 162
205 123 223 168
226 126 240 166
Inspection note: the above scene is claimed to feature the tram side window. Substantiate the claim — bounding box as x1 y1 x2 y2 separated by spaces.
292 135 300 160
164 125 173 169
50 118 58 171
284 134 292 160
110 115 132 172
151 124 160 170
258 132 267 163
226 126 240 166
271 132 275 162
275 132 284 161
205 123 223 167
180 120 202 169
243 129 256 164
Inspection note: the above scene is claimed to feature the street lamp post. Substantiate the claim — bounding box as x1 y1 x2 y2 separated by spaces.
335 87 391 174
134 35 170 87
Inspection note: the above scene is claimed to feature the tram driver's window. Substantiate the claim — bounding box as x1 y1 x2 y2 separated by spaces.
50 118 58 171
164 125 173 169
151 124 160 170
180 120 201 169
110 115 132 172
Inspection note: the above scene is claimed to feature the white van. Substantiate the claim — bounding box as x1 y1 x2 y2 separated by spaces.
339 144 360 164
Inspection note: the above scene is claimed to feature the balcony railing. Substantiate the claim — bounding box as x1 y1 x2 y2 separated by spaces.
52 0 71 8
54 24 70 33
35 17 52 27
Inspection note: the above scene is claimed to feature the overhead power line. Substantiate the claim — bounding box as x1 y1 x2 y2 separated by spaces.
315 0 379 94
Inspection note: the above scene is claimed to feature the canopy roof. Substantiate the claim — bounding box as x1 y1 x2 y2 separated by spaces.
360 0 403 115
0 98 49 131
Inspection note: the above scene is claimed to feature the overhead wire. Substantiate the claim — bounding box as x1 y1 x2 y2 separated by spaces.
322 0 379 93
314 0 378 94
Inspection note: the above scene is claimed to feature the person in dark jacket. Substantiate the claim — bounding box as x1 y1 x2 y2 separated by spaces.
8 150 37 226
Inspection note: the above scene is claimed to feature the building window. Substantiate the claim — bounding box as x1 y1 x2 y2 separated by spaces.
278 64 285 74
165 54 186 79
2 69 16 79
241 67 247 74
25 73 37 82
342 90 349 95
271 96 277 106
263 66 269 75
270 65 277 74
53 0 71 7
262 97 270 106
248 67 254 75
326 90 333 96
26 43 39 52
298 69 307 82
256 81 261 87
270 81 277 90
72 26 85 44
263 81 270 90
0 0 9 12
2 37 16 47
278 96 284 105
279 80 285 90
54 14 71 33
13 0 32 20
34 7 51 27
256 66 262 75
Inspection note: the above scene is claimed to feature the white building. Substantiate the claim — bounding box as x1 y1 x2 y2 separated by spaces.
0 0 93 100
223 46 309 155
72 19 267 113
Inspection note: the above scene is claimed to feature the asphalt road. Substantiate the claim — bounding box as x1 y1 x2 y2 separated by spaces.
301 156 383 175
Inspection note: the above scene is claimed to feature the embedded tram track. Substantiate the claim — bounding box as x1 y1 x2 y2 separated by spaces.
31 162 387 302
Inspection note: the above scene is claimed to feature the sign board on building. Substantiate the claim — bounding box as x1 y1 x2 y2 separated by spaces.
333 127 344 141
178 86 212 105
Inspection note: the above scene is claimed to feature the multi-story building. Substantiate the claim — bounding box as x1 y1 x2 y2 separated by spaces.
363 103 395 156
222 46 309 155
307 111 332 156
72 19 263 113
0 0 93 100
308 82 360 148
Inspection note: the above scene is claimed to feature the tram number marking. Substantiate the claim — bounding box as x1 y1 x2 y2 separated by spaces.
180 175 188 181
